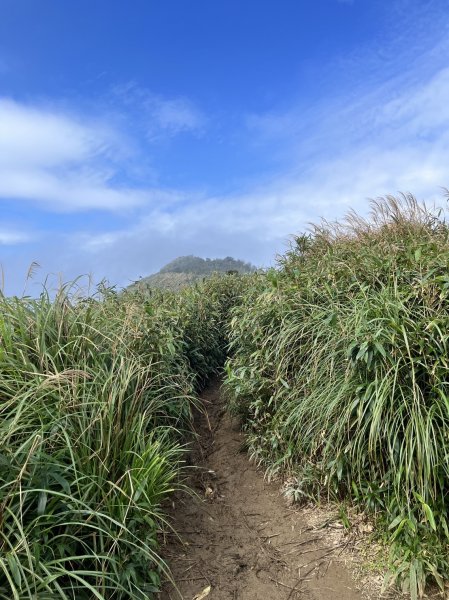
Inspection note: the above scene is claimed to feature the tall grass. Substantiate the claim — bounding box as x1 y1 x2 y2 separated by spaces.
224 195 449 598
0 273 247 598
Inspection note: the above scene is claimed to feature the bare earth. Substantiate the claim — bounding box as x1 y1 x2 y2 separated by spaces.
160 379 376 600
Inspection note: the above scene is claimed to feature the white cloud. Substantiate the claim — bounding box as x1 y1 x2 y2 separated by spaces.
378 67 449 135
0 92 206 213
3 11 449 293
243 32 449 218
147 96 204 137
0 228 31 245
7 53 449 293
113 82 205 139
51 48 449 289
0 98 151 212
0 167 175 212
0 99 106 167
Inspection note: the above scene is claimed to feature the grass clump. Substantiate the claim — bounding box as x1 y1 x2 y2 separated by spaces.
0 273 247 599
224 194 449 598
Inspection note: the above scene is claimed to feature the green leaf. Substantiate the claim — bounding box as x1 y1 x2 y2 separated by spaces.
37 491 48 516
373 341 386 358
422 503 436 531
6 554 21 588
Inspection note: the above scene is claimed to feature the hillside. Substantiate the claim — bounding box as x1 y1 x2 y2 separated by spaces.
129 255 256 291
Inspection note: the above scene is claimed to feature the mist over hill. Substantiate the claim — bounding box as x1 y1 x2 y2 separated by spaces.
129 255 256 291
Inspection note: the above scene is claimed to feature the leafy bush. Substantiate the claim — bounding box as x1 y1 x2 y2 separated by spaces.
225 195 449 598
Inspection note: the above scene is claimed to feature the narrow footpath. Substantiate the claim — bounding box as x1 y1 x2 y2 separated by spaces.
161 379 376 600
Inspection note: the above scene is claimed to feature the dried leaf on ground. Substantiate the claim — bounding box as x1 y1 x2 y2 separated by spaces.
193 585 211 600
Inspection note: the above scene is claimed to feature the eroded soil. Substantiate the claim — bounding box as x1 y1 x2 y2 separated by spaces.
160 379 376 600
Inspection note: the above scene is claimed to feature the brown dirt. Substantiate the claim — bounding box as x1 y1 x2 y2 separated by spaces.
160 379 380 600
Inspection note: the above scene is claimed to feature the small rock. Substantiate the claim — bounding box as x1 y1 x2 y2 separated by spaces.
205 486 215 499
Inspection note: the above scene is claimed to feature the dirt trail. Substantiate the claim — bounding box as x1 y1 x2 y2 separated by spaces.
161 379 370 600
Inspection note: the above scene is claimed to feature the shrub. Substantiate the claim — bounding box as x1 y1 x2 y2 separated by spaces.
225 195 449 598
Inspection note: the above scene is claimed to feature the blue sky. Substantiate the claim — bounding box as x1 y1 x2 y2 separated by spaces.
1 0 449 294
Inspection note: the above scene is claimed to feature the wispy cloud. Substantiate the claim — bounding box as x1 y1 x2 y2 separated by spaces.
3 2 449 294
113 82 206 140
52 29 449 288
0 87 207 213
0 99 108 167
5 47 449 292
0 98 182 212
244 26 449 212
0 228 31 245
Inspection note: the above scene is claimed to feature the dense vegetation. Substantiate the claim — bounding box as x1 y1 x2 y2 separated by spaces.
224 195 449 598
130 255 256 291
4 195 449 598
0 274 246 599
159 255 255 275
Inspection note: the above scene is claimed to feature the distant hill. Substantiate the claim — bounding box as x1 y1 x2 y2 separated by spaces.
129 255 256 292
